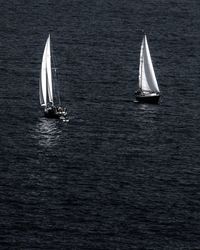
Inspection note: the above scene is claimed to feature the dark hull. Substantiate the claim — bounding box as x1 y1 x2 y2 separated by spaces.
135 94 160 104
44 107 67 119
44 112 62 119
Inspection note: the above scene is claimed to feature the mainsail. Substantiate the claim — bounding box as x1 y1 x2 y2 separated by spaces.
39 34 54 107
139 35 159 93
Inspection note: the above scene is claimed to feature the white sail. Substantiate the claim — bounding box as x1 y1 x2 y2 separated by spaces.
46 35 53 104
138 37 144 90
39 34 54 107
139 35 159 93
40 39 48 106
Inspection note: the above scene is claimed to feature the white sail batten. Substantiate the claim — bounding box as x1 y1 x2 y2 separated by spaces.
39 35 54 107
139 35 159 93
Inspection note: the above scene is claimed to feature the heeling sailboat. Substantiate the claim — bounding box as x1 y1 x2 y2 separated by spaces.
39 34 67 119
135 35 160 104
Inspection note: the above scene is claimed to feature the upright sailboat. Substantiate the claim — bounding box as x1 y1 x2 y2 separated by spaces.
135 35 160 104
39 34 67 119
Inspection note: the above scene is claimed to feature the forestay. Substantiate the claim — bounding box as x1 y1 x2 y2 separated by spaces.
139 35 159 93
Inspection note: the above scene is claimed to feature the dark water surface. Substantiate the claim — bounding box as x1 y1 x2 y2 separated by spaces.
1 0 200 249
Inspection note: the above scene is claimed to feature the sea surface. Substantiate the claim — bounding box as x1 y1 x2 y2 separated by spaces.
0 0 200 249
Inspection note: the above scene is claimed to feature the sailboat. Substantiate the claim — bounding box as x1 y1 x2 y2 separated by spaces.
39 34 67 119
135 35 160 104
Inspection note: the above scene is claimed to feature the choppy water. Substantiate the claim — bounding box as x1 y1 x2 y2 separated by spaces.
1 0 200 249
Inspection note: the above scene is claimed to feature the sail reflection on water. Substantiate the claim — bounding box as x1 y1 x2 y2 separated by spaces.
35 118 61 147
138 103 160 112
136 103 161 127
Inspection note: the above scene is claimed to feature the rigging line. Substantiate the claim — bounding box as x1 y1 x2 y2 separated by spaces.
51 45 61 106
